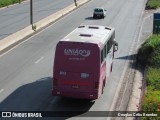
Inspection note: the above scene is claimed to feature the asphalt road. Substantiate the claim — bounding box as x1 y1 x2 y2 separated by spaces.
0 0 146 119
0 0 77 40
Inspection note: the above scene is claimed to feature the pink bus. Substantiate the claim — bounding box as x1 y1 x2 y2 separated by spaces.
52 25 118 99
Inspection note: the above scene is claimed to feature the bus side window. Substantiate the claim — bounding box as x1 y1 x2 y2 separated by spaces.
101 49 104 63
102 35 114 63
107 40 110 54
107 37 113 54
104 44 107 58
101 44 107 63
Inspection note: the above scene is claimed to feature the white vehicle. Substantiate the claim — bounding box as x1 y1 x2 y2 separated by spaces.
93 7 106 19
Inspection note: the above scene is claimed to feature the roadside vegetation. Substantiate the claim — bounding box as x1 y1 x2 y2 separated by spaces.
137 35 160 119
146 0 160 9
0 0 25 8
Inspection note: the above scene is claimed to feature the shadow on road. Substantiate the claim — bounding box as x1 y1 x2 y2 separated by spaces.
114 53 139 71
0 76 94 119
85 16 101 20
115 54 137 61
0 77 53 111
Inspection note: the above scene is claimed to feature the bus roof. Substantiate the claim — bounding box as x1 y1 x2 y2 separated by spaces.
60 25 115 46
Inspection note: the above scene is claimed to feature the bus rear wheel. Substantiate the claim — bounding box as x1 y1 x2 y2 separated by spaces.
102 81 105 94
110 63 113 72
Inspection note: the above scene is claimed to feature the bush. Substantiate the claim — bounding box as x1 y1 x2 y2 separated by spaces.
142 67 160 120
146 67 160 90
140 35 160 119
142 91 160 111
137 35 160 67
146 0 160 9
142 91 160 120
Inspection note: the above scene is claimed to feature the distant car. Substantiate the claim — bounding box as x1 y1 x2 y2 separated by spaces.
93 7 106 19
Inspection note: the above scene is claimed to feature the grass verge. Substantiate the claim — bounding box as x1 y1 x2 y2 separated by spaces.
137 35 160 119
0 0 25 8
146 0 160 9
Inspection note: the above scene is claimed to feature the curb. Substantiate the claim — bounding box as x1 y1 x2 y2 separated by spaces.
126 67 143 111
0 0 90 55
125 8 155 120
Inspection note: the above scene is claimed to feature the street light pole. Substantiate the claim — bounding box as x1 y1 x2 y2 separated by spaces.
74 0 77 7
30 0 33 25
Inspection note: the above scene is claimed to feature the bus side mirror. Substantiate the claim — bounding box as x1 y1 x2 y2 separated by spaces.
114 41 118 52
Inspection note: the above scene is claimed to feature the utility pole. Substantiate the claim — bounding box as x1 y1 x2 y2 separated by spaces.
30 0 33 25
30 0 36 31
74 0 77 7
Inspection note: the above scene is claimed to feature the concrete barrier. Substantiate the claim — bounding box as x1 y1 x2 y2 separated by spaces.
0 0 89 55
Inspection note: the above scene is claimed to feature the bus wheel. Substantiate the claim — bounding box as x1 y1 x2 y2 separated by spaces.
103 77 106 87
110 64 113 72
102 82 105 94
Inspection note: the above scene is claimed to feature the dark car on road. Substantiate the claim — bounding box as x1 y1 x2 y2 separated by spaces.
93 7 106 19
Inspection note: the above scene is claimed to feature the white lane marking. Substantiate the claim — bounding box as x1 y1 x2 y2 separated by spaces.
137 14 153 45
0 89 4 93
35 57 44 64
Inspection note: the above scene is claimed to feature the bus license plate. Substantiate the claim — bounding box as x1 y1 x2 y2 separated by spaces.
72 85 79 89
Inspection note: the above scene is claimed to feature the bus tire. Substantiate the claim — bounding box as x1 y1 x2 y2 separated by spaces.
111 63 113 72
103 77 106 87
102 82 105 94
